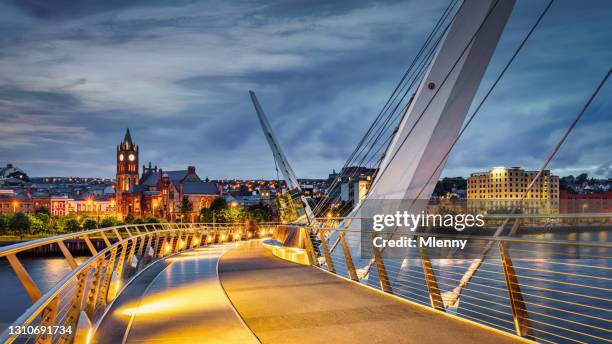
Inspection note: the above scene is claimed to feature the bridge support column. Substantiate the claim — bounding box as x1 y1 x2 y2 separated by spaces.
371 233 392 293
62 266 90 343
98 247 117 308
420 247 445 311
301 228 318 266
85 257 104 318
37 297 59 344
339 231 359 281
499 242 531 337
319 231 335 273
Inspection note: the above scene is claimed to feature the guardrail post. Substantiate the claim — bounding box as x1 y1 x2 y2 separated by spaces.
37 297 59 344
420 247 445 311
115 242 128 281
100 231 112 247
339 231 359 281
113 228 123 241
85 257 104 318
57 240 78 270
172 231 180 252
499 242 531 337
159 233 168 257
319 231 335 273
64 266 90 338
125 238 137 277
6 253 42 301
301 228 318 266
371 233 392 293
83 235 97 255
98 247 117 308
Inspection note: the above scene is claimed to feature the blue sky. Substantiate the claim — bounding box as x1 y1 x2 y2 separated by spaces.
0 0 610 179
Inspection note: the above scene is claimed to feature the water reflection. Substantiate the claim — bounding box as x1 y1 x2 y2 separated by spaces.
0 256 87 330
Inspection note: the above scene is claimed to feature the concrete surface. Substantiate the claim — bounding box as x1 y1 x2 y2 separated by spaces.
218 245 523 344
93 242 258 344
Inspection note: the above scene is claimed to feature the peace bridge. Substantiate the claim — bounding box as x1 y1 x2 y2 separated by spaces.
0 214 608 344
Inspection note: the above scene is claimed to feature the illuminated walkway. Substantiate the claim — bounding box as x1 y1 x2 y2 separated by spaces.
93 242 258 344
218 245 524 344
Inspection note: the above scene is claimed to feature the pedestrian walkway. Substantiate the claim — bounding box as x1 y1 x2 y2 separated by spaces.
93 242 258 344
218 244 525 344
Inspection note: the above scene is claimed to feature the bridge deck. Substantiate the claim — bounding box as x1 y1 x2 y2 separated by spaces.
219 244 524 344
94 243 257 344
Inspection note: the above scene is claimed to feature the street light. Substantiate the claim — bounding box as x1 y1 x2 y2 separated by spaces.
12 201 19 213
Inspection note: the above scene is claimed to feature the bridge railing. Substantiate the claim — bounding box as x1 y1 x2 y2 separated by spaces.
0 222 259 344
270 214 611 344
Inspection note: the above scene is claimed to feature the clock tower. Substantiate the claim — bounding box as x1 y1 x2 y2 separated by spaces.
116 128 139 212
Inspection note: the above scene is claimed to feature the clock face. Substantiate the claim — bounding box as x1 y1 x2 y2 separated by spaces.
119 154 124 161
128 154 135 161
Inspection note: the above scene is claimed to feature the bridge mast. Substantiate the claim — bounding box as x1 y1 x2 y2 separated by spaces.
351 0 516 218
249 91 315 224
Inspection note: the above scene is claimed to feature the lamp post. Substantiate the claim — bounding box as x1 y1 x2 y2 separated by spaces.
12 201 19 213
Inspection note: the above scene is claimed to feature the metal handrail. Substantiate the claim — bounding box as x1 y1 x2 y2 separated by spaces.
267 219 611 344
0 222 259 344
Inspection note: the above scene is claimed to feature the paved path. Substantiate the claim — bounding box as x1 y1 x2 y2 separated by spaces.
93 242 258 344
218 244 524 344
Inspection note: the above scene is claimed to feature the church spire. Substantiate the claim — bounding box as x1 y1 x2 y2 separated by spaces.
123 128 134 147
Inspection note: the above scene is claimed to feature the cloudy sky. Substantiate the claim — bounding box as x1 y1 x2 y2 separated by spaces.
0 0 610 179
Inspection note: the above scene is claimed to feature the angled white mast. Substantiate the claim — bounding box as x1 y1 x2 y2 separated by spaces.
249 91 315 223
347 0 515 225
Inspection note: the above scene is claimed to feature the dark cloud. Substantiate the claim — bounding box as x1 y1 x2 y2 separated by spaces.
0 0 610 179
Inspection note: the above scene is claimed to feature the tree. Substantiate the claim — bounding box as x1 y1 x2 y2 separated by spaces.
9 213 31 238
124 213 135 224
179 196 193 214
82 218 98 230
35 212 50 226
0 215 8 235
245 203 273 223
35 206 51 216
100 216 119 228
218 208 242 224
145 216 160 224
29 215 45 235
576 173 588 184
64 218 81 232
200 208 214 223
210 197 227 212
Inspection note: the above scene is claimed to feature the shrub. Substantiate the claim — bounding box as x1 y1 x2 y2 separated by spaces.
82 218 98 230
9 212 31 237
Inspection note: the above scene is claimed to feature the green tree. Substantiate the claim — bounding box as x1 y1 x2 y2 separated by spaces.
218 208 242 224
145 216 160 224
0 214 10 235
9 212 31 238
35 212 50 226
200 208 214 223
210 197 227 212
124 213 135 224
245 203 272 223
100 216 119 228
35 206 51 216
82 218 98 230
179 196 193 214
28 215 45 235
64 218 81 232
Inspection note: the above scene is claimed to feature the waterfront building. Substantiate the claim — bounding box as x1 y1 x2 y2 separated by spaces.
115 129 220 220
467 166 559 214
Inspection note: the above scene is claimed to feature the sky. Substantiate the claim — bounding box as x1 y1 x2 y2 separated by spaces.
0 0 610 180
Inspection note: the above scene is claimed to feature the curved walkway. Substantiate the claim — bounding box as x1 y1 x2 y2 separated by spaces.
93 242 258 344
218 244 525 344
